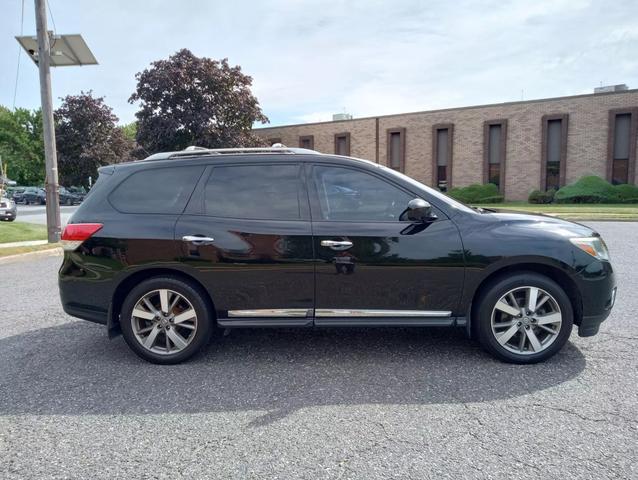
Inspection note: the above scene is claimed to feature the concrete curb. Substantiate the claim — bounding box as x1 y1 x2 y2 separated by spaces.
0 247 62 265
0 239 48 249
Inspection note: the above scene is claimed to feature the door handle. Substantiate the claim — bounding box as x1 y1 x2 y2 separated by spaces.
320 240 353 251
182 235 215 245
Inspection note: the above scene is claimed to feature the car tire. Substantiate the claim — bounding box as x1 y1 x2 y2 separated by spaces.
120 276 214 364
66 198 72 206
475 272 573 364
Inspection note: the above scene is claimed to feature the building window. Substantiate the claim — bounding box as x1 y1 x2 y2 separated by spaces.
607 109 637 185
268 137 282 146
334 132 351 156
483 120 507 192
386 128 406 172
299 135 314 150
432 124 453 191
541 114 568 191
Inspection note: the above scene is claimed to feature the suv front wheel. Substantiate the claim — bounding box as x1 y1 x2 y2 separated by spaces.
120 276 213 364
475 272 573 364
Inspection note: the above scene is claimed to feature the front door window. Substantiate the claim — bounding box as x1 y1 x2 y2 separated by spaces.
312 166 412 222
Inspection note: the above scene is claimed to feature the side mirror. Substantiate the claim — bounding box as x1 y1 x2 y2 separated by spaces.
406 198 436 222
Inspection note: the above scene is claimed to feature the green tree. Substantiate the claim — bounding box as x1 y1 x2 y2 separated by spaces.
129 49 269 153
55 92 133 186
120 121 137 142
0 106 45 185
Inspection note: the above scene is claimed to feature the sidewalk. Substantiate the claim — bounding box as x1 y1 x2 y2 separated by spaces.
0 239 48 249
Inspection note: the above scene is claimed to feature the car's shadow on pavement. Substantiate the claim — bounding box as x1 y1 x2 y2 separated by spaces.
0 321 585 424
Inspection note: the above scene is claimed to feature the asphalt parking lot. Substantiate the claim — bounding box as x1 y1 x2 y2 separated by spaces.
1 221 636 479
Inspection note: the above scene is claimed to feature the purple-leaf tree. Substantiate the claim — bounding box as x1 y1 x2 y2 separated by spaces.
129 49 269 153
55 91 132 187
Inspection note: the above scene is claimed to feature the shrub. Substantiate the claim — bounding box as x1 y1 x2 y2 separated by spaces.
528 189 556 204
554 176 619 203
614 183 638 203
448 183 504 204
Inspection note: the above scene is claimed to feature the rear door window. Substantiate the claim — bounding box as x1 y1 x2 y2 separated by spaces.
203 164 301 220
109 166 204 214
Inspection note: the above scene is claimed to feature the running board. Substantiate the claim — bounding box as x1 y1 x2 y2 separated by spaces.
217 317 313 328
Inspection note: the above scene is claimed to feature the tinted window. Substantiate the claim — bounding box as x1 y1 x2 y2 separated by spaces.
109 166 203 214
437 129 448 166
547 119 562 164
488 124 501 165
312 166 412 221
613 113 631 161
204 164 301 220
389 131 402 170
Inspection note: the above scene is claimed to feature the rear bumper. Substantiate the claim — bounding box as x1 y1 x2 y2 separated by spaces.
59 253 113 326
61 302 108 325
0 209 16 219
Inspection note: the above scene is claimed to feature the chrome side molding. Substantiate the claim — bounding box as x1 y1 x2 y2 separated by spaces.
226 308 452 319
314 309 452 317
227 309 309 318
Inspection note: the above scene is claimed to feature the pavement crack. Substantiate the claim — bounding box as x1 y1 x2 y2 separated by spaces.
510 403 637 425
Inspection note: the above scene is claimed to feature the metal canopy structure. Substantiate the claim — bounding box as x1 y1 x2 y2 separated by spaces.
16 33 98 67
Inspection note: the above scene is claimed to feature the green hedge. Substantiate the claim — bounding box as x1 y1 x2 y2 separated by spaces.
448 183 504 204
528 189 556 204
614 183 638 203
554 176 638 204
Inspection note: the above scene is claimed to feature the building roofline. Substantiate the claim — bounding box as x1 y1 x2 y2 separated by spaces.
255 88 638 131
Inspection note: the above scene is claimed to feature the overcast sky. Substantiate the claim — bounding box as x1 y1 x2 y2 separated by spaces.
2 0 637 127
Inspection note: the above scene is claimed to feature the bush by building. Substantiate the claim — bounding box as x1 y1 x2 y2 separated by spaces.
448 183 504 204
614 183 638 203
528 188 556 204
554 175 638 204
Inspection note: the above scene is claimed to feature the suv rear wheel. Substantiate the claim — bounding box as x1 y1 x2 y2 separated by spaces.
475 272 573 364
120 276 213 364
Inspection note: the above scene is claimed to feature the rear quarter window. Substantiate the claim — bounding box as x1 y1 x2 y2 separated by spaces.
109 166 204 214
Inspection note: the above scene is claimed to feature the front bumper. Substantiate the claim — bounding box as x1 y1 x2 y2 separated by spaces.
574 260 616 337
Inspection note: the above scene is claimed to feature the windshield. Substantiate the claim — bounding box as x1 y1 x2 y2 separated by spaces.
373 163 476 214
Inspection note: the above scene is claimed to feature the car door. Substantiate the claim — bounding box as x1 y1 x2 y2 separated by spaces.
308 163 465 326
174 161 315 326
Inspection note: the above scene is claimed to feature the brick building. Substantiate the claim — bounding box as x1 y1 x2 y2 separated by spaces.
254 89 638 200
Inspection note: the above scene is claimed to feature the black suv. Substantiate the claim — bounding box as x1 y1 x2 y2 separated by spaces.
59 147 616 364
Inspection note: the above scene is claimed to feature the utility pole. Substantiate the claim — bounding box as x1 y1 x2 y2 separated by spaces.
35 0 61 243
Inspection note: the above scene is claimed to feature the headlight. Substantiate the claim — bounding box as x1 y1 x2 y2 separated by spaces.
570 237 610 261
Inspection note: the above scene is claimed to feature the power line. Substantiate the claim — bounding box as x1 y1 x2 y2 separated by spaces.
12 0 25 110
46 0 57 33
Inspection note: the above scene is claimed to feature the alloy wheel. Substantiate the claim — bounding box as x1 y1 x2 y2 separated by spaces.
131 289 198 355
490 286 562 355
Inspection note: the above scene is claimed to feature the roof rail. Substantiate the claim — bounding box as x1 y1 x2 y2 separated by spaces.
143 145 321 161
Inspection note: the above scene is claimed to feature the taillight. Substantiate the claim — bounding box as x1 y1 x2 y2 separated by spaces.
61 223 103 251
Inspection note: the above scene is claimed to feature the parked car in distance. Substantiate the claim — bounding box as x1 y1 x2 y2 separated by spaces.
22 187 46 205
0 196 17 221
10 187 25 204
59 186 82 206
67 186 87 202
59 146 616 365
